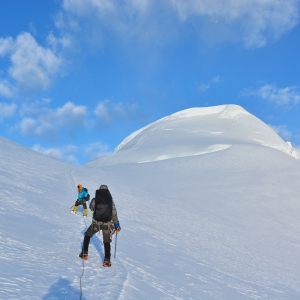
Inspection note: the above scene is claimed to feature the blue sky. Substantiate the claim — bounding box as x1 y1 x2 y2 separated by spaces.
1 0 300 165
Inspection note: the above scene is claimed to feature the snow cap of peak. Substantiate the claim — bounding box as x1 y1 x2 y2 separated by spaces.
166 104 249 119
101 104 298 166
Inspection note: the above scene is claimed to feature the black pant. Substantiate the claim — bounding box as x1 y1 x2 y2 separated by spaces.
82 222 111 260
74 200 87 209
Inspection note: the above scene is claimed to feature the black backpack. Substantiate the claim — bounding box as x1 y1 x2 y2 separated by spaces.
93 189 112 222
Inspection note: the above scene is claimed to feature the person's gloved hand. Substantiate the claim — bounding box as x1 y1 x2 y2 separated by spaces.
114 223 121 234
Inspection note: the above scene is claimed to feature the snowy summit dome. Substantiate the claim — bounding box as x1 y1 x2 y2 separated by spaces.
99 104 297 165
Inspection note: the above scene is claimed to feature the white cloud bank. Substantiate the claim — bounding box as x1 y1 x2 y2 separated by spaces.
60 0 300 48
0 32 63 97
33 141 110 165
243 84 300 106
32 144 79 165
16 101 87 139
170 0 300 47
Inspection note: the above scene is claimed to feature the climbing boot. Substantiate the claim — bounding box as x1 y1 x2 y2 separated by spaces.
71 205 78 214
83 208 88 217
103 258 111 267
79 252 88 260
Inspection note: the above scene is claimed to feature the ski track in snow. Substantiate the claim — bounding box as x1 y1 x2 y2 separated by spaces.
52 169 129 300
0 203 128 300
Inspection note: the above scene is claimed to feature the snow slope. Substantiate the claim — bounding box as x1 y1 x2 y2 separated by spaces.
1 105 300 300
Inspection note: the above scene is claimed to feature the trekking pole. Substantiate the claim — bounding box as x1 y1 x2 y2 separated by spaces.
114 232 118 259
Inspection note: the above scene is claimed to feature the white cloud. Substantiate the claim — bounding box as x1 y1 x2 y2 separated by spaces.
19 98 51 118
32 143 79 164
0 36 13 56
55 101 87 126
243 84 300 106
46 31 73 51
62 0 115 15
198 84 210 92
199 76 221 92
0 80 14 98
57 0 170 50
170 0 300 47
94 100 111 123
212 76 220 83
0 32 63 97
59 0 300 48
32 142 110 164
84 142 111 161
0 102 17 119
94 99 137 125
271 125 293 141
19 117 38 135
16 101 87 139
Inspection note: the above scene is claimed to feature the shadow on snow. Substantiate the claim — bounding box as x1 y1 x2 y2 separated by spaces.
42 277 86 300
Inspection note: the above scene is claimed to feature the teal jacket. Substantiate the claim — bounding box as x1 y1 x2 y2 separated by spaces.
78 188 89 202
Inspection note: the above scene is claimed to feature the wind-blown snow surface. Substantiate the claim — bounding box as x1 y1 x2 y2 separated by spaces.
1 104 300 299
